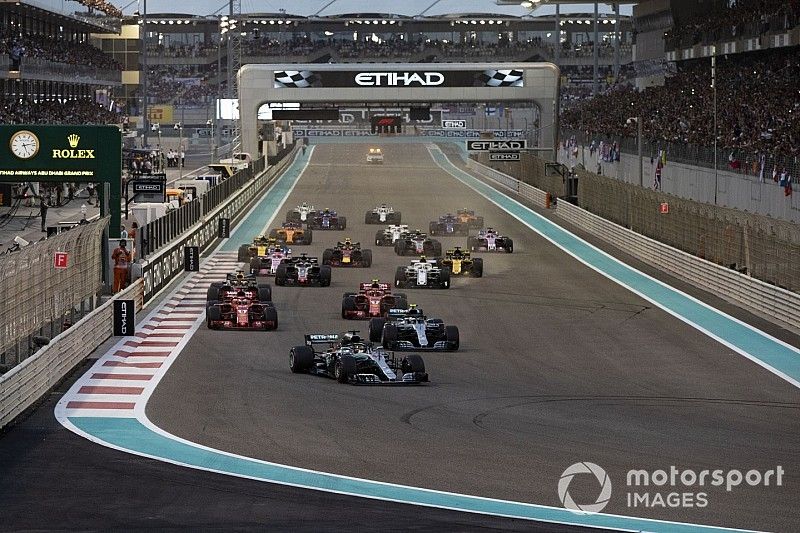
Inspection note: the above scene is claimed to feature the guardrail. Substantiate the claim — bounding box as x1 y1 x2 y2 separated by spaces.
0 280 144 429
465 158 800 330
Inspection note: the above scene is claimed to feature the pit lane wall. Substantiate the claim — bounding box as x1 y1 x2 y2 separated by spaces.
0 146 300 429
464 157 800 331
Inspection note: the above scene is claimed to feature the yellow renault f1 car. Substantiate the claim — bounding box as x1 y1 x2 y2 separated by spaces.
438 247 483 277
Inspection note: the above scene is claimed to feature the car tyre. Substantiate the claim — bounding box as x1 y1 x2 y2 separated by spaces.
319 265 332 287
303 228 313 245
445 325 460 350
275 264 288 286
394 266 406 288
263 305 278 330
237 244 251 262
382 323 398 349
402 354 425 374
342 296 357 318
207 282 224 302
471 258 483 278
322 249 333 266
335 355 356 383
257 283 272 302
206 305 221 329
361 249 373 267
439 268 450 289
290 345 314 373
369 317 386 342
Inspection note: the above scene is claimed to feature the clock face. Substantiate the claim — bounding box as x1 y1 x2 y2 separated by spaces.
10 130 40 160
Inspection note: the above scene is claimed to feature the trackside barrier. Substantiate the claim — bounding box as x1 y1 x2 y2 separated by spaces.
466 158 548 208
466 157 800 329
140 145 299 302
0 280 144 429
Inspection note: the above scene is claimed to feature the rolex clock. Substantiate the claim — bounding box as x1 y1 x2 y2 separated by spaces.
10 130 40 160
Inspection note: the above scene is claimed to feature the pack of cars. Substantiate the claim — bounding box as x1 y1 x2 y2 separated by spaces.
245 238 291 277
206 271 278 330
322 238 373 267
289 332 428 385
341 280 408 319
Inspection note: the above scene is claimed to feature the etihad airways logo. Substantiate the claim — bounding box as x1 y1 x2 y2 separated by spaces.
354 72 445 87
53 133 94 159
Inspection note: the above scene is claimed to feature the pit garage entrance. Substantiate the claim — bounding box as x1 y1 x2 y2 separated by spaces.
237 63 559 157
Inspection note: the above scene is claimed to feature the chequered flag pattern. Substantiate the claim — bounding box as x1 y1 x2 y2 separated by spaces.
481 69 524 87
273 70 319 88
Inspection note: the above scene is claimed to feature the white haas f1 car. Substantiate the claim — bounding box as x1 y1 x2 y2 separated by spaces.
275 254 332 286
369 306 459 351
289 332 428 384
394 256 450 289
286 202 316 222
375 224 409 246
467 228 514 253
365 204 401 224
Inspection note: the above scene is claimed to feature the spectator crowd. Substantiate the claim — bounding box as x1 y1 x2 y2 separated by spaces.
560 47 800 159
0 98 122 125
1 30 121 70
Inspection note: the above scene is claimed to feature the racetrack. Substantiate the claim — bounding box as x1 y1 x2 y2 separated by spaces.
146 143 800 532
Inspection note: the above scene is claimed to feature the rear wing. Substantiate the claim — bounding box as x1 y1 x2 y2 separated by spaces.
386 308 409 319
359 282 391 291
305 333 340 346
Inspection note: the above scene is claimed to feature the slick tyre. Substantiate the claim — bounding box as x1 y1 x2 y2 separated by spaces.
237 244 251 262
369 317 386 342
290 346 314 373
445 325 460 350
335 355 357 383
257 283 272 302
382 323 398 349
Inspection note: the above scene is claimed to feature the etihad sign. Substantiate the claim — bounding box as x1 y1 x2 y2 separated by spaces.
52 134 95 159
354 72 445 87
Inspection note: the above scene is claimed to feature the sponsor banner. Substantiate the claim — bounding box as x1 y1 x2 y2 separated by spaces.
467 139 528 152
291 128 527 139
184 246 199 272
132 182 165 194
273 69 524 89
113 299 135 336
489 152 521 161
218 218 230 238
442 119 467 129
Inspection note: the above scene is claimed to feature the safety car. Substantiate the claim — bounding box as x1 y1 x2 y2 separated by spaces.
366 147 384 164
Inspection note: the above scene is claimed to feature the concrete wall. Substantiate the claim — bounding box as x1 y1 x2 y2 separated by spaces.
475 150 800 292
560 146 800 224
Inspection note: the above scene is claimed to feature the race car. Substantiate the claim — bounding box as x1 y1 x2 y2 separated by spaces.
341 280 408 319
237 235 276 262
322 238 373 267
307 208 347 230
394 256 450 289
393 230 442 257
286 202 317 222
365 204 401 224
456 208 484 229
269 221 313 245
438 247 483 277
369 306 459 351
274 254 332 286
206 271 277 330
429 213 469 236
250 243 291 277
289 332 428 385
375 224 409 246
467 228 514 253
366 147 384 164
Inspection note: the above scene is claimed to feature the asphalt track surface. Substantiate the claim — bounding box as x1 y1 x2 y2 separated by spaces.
133 143 800 531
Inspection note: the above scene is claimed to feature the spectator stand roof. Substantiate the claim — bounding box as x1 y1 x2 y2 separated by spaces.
124 1 633 19
11 0 120 33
